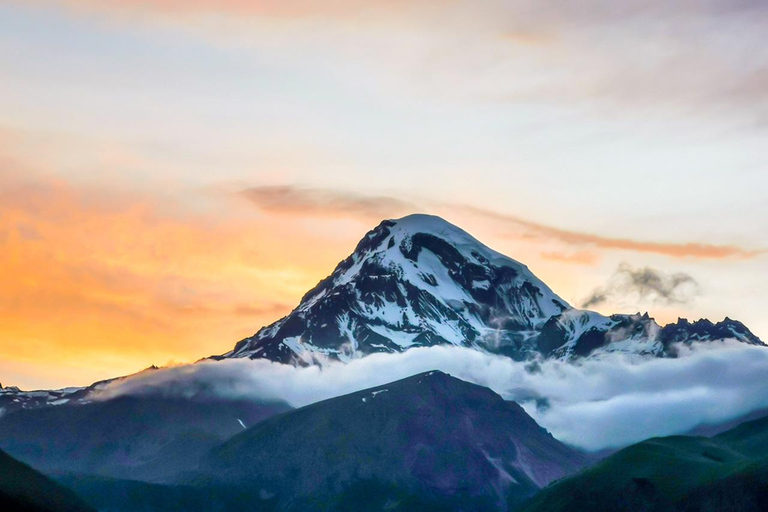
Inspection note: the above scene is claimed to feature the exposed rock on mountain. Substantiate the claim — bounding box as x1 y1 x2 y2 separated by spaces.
219 214 762 364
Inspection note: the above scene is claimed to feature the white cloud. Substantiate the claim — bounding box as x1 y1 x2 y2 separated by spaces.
95 341 768 451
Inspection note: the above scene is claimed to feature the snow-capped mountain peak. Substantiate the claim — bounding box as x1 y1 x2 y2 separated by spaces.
222 214 570 364
218 214 763 365
536 311 763 360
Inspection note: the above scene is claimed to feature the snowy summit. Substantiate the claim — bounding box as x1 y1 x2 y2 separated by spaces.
218 214 763 365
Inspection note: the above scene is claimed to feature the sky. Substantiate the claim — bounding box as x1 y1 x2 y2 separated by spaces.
0 0 766 389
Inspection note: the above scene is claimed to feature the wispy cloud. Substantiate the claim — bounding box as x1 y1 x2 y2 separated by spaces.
33 0 768 116
451 205 764 260
581 263 700 308
51 0 421 19
539 250 600 266
46 0 768 23
240 185 416 221
241 185 763 260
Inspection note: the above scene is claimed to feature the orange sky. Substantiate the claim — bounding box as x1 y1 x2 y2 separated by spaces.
1 0 766 389
0 142 355 387
2 135 763 389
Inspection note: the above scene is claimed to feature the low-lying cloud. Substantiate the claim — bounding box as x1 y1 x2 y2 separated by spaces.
96 342 768 451
582 263 700 308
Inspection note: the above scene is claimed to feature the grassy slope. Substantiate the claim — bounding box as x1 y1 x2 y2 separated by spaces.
59 474 495 512
521 417 768 512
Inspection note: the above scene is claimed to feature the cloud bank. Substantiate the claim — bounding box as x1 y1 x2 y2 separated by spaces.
96 342 768 451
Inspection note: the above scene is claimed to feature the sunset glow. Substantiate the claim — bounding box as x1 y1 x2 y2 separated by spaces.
1 0 766 389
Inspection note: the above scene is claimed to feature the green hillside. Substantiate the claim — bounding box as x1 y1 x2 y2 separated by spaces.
521 416 768 512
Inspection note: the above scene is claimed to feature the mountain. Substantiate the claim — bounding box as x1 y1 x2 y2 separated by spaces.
0 448 94 512
54 475 269 512
520 416 768 512
218 214 762 364
660 317 762 351
536 311 763 359
191 371 589 511
0 383 84 417
0 367 160 417
220 214 569 364
0 394 291 483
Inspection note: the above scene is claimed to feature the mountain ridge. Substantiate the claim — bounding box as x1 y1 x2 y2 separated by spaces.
193 370 589 510
217 214 762 365
219 214 570 364
0 393 291 483
521 415 768 512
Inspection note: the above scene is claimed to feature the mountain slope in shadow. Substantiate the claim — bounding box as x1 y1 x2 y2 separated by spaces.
0 448 93 512
193 370 588 511
58 371 588 511
0 395 291 483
